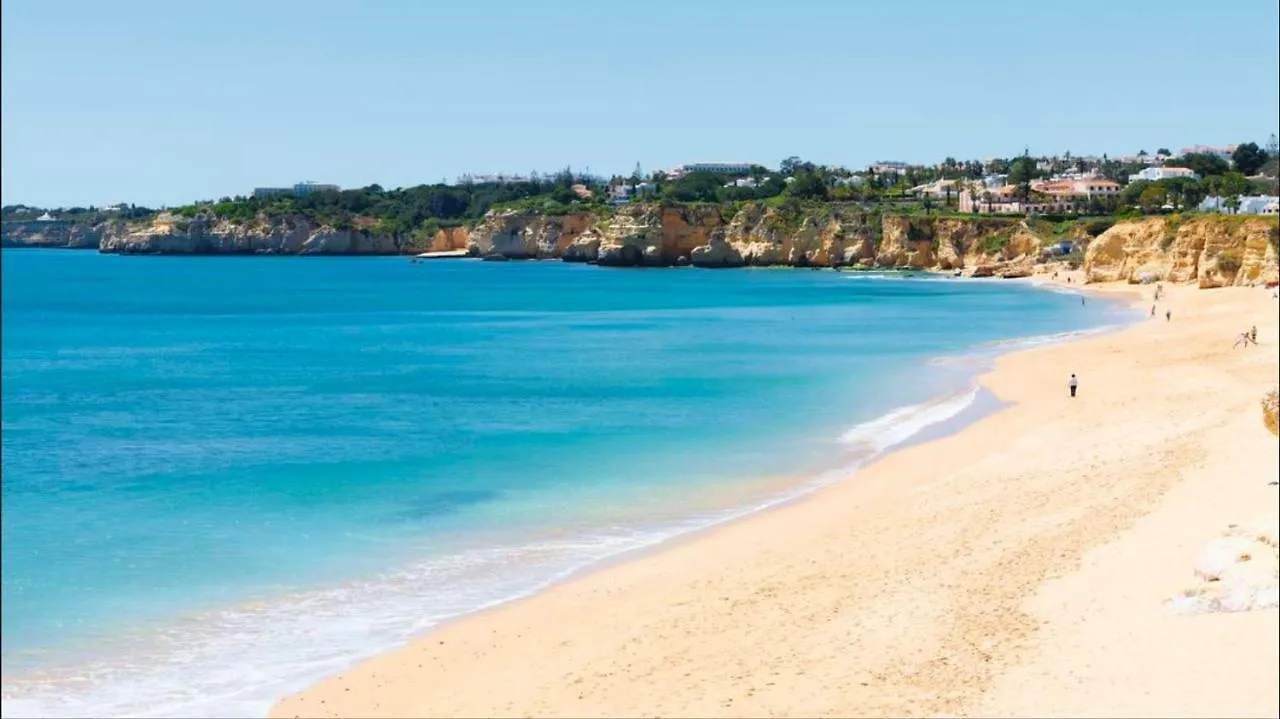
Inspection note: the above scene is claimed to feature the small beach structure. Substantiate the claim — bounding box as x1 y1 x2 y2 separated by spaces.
414 250 469 260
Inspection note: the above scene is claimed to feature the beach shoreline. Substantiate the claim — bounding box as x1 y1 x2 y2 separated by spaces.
269 273 1279 719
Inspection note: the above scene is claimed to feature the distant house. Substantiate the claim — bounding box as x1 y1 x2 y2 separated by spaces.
910 179 963 199
870 161 909 175
1198 195 1280 215
36 212 55 221
608 182 658 203
252 187 293 199
958 178 1117 215
570 184 594 200
1128 166 1199 183
1034 178 1121 200
1179 144 1238 161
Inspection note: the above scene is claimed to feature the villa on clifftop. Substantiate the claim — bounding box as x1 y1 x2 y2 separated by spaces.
664 163 755 179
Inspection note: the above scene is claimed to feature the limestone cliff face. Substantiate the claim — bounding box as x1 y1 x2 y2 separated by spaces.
427 226 470 253
98 213 411 255
1084 217 1279 287
2 220 109 249
468 203 1047 273
466 211 593 259
876 216 1040 273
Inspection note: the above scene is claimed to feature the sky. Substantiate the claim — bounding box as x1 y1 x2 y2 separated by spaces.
2 0 1278 208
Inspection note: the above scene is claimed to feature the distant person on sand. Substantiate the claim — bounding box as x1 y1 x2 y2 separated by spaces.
1166 309 1172 322
1069 374 1078 398
1235 332 1251 349
1151 305 1156 317
1251 325 1257 344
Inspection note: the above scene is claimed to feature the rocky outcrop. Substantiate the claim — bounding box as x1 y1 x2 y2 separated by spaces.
2 220 109 249
1265 389 1279 438
1084 216 1280 287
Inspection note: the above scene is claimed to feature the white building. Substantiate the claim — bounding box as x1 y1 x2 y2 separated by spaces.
36 212 55 221
609 182 658 203
1128 166 1200 183
1198 195 1280 215
910 179 964 198
870 161 909 175
668 162 755 178
293 181 340 196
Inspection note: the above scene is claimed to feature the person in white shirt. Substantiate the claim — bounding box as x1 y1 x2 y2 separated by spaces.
1069 374 1079 398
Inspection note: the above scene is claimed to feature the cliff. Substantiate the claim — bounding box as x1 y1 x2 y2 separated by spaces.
2 220 111 249
467 203 1046 273
12 204 1276 285
92 213 473 255
1084 216 1280 287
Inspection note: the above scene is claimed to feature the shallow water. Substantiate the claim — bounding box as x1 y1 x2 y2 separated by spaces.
0 252 1131 717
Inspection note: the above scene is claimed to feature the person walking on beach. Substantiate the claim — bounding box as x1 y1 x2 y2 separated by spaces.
1166 309 1172 322
1069 374 1079 398
1251 325 1257 344
1151 305 1156 317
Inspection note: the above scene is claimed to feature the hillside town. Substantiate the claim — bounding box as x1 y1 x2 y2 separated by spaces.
4 139 1278 227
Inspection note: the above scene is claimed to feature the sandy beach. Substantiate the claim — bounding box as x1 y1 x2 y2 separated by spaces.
273 275 1279 719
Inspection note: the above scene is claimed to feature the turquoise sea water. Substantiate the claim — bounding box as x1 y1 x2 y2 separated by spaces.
1 250 1131 717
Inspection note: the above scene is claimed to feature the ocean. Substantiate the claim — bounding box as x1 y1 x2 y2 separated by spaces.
0 250 1131 717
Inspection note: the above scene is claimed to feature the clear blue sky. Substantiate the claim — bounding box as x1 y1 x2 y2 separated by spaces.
3 0 1278 208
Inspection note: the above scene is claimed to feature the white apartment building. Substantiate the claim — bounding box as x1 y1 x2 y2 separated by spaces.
668 162 755 178
1128 166 1200 182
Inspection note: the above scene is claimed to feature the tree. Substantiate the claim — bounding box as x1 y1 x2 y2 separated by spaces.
1167 153 1229 177
1138 149 1148 156
1121 179 1151 206
1230 142 1270 176
1156 147 1172 156
780 156 803 175
1008 154 1035 200
661 172 722 203
1163 177 1205 210
785 170 828 200
1224 195 1242 214
1138 184 1167 213
1206 171 1250 200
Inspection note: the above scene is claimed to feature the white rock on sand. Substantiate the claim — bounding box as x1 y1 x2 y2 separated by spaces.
1173 520 1280 614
